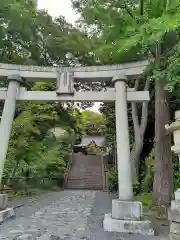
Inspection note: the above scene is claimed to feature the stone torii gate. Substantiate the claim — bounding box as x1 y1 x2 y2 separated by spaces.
0 61 154 235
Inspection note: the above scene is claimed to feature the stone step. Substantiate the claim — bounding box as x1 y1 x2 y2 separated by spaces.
104 213 154 235
168 210 180 223
69 172 102 175
66 182 102 185
170 233 180 240
67 182 103 185
66 183 103 186
68 175 102 178
67 177 102 180
66 186 103 190
69 169 102 172
67 180 103 184
67 181 102 184
66 154 103 190
170 222 180 235
70 167 101 169
171 200 180 213
68 176 102 179
67 181 103 185
0 207 15 224
66 182 103 187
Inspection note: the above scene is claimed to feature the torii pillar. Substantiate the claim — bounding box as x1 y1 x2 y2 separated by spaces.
0 75 22 182
113 75 133 200
0 75 20 221
103 75 154 236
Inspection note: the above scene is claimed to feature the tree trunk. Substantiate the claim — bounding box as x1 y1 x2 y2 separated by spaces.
152 79 173 207
131 78 150 180
131 140 144 179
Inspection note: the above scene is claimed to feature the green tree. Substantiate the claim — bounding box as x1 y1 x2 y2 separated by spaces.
0 0 88 189
0 0 37 64
4 81 82 187
82 110 105 135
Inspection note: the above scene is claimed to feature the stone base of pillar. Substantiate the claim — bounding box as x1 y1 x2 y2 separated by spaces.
104 200 154 235
0 207 15 223
0 193 8 210
169 233 180 240
112 200 143 220
169 189 180 240
0 194 15 223
104 213 154 235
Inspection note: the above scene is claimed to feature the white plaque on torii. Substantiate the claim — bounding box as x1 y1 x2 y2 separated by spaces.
56 70 74 95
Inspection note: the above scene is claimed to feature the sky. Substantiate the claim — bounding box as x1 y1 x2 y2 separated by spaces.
38 0 78 23
37 0 101 113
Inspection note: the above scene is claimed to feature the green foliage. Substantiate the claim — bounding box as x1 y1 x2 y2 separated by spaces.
108 168 141 195
173 172 180 192
0 0 88 193
141 155 155 193
4 123 72 190
73 0 178 62
81 110 105 136
3 81 82 192
135 193 152 207
133 181 141 195
99 103 116 146
108 168 118 192
72 0 180 207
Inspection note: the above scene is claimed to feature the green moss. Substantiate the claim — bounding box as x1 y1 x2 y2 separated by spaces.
134 193 152 207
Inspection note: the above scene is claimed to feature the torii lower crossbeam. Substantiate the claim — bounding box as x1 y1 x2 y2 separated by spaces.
0 88 149 102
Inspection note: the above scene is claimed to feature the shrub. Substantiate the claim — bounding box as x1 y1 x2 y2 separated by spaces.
108 168 141 195
135 193 152 207
108 168 118 192
141 155 155 193
173 171 180 191
4 135 72 192
133 181 141 196
87 143 100 155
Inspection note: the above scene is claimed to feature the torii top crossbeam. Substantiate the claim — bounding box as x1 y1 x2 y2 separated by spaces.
0 60 149 102
0 60 148 82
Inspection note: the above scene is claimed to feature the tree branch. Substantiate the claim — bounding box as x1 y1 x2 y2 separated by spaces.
140 0 144 16
131 78 141 141
140 77 151 135
134 78 140 90
132 102 140 140
123 1 135 20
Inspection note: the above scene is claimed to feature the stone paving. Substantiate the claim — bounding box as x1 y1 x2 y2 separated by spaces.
0 190 169 240
0 191 95 240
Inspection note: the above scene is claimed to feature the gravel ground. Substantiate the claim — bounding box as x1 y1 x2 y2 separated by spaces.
85 191 128 240
0 190 169 240
0 191 95 239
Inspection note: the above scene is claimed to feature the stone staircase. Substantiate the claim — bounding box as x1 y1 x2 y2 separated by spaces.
65 153 104 190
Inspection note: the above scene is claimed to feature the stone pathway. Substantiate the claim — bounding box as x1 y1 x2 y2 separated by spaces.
0 190 169 240
0 191 95 240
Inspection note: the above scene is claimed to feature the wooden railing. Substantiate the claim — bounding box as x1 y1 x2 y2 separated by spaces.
63 152 74 189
